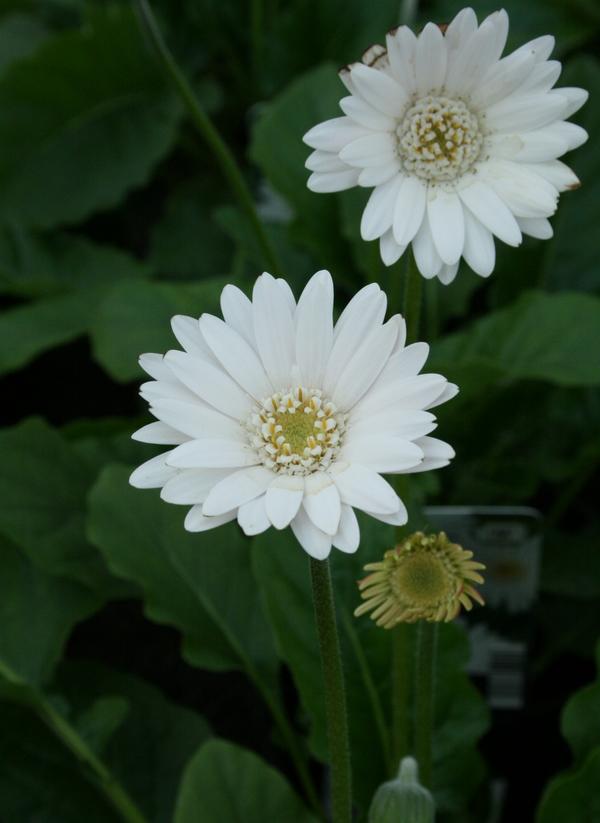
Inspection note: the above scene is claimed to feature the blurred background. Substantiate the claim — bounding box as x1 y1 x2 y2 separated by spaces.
0 0 599 821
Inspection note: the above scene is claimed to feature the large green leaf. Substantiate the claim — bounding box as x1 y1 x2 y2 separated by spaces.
252 518 489 815
0 12 49 71
0 5 181 227
0 663 210 823
87 464 279 683
90 277 229 382
0 418 123 593
561 641 600 763
430 291 600 392
537 748 600 823
0 537 99 689
174 739 316 823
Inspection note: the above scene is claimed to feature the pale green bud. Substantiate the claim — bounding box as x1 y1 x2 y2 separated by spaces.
368 757 435 823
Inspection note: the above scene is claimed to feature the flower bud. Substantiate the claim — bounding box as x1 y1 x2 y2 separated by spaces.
368 757 435 823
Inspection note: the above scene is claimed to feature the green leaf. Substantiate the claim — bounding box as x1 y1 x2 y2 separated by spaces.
0 418 123 593
0 12 49 71
431 291 600 391
90 277 229 382
174 739 316 823
537 748 600 823
0 5 182 227
561 641 600 763
76 696 130 756
0 537 99 690
87 464 279 683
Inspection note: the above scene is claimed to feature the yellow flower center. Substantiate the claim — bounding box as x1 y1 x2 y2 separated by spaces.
392 553 451 604
397 95 483 181
248 387 345 475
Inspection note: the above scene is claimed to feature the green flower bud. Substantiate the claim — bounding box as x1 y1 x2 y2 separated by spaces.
368 757 435 823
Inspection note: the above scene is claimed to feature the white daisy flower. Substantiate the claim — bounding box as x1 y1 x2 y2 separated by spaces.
130 271 457 559
303 7 588 284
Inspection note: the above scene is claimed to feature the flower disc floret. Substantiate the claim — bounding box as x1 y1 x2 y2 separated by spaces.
248 387 345 475
355 531 485 627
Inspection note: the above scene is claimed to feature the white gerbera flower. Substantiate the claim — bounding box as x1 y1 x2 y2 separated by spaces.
130 271 457 559
303 7 588 284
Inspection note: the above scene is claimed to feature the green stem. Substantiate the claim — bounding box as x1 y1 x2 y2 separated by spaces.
340 608 391 770
391 623 411 773
309 558 352 823
414 621 438 789
403 250 423 344
133 0 282 276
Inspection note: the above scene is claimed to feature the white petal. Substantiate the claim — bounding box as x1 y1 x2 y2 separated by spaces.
445 19 499 96
330 462 398 514
350 63 407 117
308 169 361 192
545 121 588 152
462 210 495 277
552 87 589 118
352 373 448 421
202 466 274 516
424 382 459 410
519 60 561 94
402 436 455 473
437 262 460 285
332 317 399 411
412 215 443 279
132 421 188 445
365 500 408 526
167 439 259 469
393 176 427 246
510 35 555 64
323 285 386 395
427 190 465 265
523 160 580 192
348 409 436 441
171 315 212 360
140 379 198 405
164 350 252 420
276 279 296 312
386 26 417 93
339 132 397 169
184 507 236 532
458 180 522 247
517 217 553 240
379 229 406 266
341 435 423 472
303 474 341 536
374 342 430 386
485 8 509 61
237 495 271 536
290 507 332 559
265 475 304 530
220 285 255 350
303 116 370 152
472 50 536 109
485 93 567 132
488 129 568 163
252 272 295 389
361 175 405 241
444 8 478 55
129 452 177 489
358 161 402 187
339 95 395 131
481 159 558 218
139 352 173 382
200 314 272 398
161 468 232 504
150 398 244 441
305 149 352 173
415 22 447 95
332 505 360 554
295 270 333 387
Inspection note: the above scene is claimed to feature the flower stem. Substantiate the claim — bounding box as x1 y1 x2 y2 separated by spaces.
133 0 282 276
403 250 423 344
390 623 411 774
414 621 438 789
309 558 352 823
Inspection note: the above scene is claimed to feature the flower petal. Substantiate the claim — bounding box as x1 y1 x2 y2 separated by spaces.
202 466 274 516
332 505 360 553
132 421 188 445
184 507 237 533
129 452 177 489
303 473 341 536
200 313 272 398
220 284 255 349
458 180 522 247
238 495 271 536
167 439 260 469
295 270 334 387
330 462 398 514
161 468 232 504
303 116 370 152
349 63 408 117
290 507 332 559
341 435 423 473
427 190 465 265
164 350 252 420
252 272 295 389
265 475 304 529
415 22 447 94
150 397 245 441
392 176 427 246
462 210 496 277
361 175 406 241
412 215 443 279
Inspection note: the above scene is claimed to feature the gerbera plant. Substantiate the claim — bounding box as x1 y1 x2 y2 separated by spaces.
303 7 588 282
130 270 456 558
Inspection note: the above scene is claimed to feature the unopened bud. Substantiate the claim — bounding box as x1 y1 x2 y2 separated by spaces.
368 757 435 823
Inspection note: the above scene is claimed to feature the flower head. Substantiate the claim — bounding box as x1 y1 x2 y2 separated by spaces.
130 271 457 559
303 8 588 284
355 531 485 626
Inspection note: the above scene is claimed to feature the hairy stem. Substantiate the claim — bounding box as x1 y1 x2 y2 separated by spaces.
310 558 352 823
391 622 412 773
414 621 438 788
